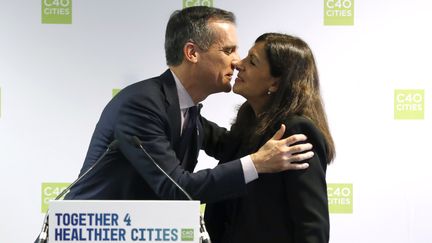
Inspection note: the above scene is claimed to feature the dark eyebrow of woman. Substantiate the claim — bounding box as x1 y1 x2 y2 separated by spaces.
248 51 261 64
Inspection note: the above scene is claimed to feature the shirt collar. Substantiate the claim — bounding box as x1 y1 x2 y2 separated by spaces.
170 70 195 110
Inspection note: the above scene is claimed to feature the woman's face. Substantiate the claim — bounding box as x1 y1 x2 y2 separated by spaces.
233 41 278 104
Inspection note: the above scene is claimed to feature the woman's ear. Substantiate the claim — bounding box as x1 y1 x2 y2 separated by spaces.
183 42 199 63
268 78 280 93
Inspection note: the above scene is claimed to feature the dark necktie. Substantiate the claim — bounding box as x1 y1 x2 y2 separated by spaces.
177 105 199 171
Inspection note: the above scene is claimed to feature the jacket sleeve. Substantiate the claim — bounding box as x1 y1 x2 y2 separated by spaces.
283 117 330 243
200 116 241 162
114 90 246 203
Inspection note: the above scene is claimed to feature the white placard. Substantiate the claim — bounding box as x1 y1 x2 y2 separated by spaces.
48 200 200 243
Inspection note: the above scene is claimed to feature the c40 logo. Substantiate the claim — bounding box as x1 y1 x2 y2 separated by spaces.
394 89 424 120
183 0 213 8
41 182 70 213
327 183 353 214
324 0 354 26
42 0 72 24
181 228 194 241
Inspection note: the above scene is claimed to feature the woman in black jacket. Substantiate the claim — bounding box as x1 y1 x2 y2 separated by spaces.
205 33 336 243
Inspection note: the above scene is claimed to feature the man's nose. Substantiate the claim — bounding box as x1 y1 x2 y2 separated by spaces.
233 51 240 62
231 51 240 69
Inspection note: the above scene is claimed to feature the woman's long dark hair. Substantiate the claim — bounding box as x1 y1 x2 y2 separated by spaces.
233 33 335 163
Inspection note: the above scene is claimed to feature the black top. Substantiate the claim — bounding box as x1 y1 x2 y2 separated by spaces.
205 115 330 243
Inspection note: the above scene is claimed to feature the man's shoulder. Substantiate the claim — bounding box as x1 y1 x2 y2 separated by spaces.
126 74 166 92
119 70 174 100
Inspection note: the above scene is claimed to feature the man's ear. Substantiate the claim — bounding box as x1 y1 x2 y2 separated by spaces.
183 42 199 63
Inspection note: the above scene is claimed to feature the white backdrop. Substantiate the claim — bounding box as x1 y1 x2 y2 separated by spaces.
1 0 431 242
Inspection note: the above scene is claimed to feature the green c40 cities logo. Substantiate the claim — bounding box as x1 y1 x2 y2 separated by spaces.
324 0 354 26
42 0 72 24
394 89 424 120
327 183 353 214
181 228 194 241
183 0 213 8
41 182 70 213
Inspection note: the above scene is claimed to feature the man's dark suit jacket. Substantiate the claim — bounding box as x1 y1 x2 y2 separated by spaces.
65 69 246 203
205 115 330 243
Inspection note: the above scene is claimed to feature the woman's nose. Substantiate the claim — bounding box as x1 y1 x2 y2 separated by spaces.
233 59 244 71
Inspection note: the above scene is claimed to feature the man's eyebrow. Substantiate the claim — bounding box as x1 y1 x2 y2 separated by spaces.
223 44 237 50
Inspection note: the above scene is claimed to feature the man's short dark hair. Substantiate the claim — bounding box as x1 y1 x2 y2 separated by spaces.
165 6 236 66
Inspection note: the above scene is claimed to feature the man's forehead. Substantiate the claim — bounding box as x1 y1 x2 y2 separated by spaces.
209 21 238 47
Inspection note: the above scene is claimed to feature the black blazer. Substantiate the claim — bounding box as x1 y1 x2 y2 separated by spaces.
65 70 246 203
205 115 330 243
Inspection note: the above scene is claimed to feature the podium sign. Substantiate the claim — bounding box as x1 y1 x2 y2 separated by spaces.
49 200 200 243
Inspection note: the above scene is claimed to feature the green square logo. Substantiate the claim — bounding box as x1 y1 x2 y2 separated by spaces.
327 183 353 214
112 88 121 97
183 0 213 8
394 89 424 120
42 0 72 24
181 228 194 241
324 0 354 26
41 182 70 213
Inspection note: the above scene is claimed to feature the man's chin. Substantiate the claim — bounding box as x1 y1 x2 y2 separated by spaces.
221 84 232 93
209 84 231 95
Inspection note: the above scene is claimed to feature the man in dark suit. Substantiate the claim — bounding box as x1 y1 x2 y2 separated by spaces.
65 6 314 203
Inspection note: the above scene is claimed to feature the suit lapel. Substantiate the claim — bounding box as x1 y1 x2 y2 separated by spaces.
160 69 181 148
160 69 202 172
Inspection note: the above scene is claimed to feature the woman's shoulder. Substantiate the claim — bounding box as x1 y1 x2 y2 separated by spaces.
282 115 318 134
280 115 327 155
